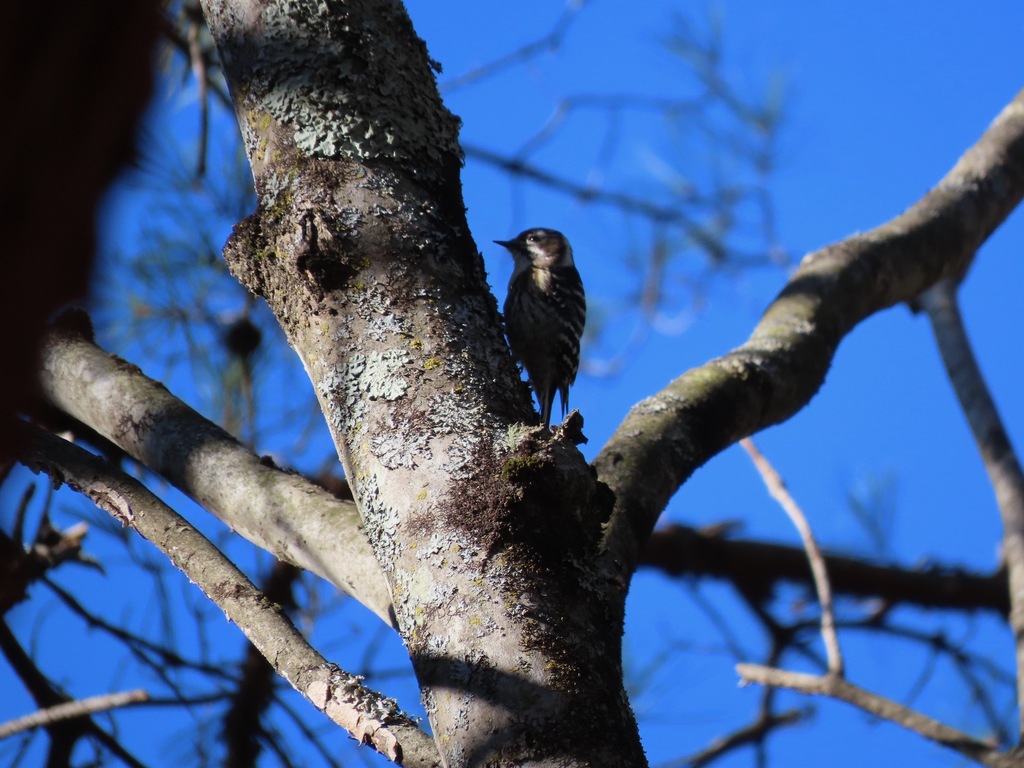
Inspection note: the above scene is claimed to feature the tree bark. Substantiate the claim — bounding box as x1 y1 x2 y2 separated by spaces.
198 0 644 764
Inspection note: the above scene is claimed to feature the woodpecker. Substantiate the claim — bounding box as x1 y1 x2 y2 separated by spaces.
495 228 586 429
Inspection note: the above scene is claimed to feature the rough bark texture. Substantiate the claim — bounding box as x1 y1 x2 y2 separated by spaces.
36 322 393 625
198 0 643 765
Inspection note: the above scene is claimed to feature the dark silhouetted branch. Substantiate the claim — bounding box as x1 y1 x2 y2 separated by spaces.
641 523 1009 614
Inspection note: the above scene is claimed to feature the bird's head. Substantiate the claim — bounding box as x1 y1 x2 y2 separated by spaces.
494 228 574 271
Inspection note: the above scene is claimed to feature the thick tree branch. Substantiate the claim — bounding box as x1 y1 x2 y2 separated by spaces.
21 425 440 768
736 664 1022 768
595 89 1024 582
224 560 301 768
35 324 393 625
641 523 1010 614
920 278 1024 740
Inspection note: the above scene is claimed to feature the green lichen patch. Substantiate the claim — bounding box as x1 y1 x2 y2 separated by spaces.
245 0 460 172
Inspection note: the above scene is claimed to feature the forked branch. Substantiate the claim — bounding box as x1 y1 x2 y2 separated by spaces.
35 324 392 624
595 89 1024 587
736 665 1020 768
21 426 440 768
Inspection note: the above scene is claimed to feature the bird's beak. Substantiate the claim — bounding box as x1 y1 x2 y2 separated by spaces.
493 239 511 249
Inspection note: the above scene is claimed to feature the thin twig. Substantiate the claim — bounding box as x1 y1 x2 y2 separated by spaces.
440 0 590 92
159 12 232 109
464 143 757 260
919 277 1024 742
42 578 236 681
736 664 1018 768
740 438 843 675
0 620 148 768
672 707 810 768
186 4 210 179
0 690 150 738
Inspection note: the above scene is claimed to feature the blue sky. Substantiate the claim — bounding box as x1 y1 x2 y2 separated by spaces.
4 2 1024 766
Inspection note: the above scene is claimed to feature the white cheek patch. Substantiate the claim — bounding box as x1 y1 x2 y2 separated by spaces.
533 269 552 293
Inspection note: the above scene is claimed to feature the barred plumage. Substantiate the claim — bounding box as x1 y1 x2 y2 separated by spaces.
495 228 586 429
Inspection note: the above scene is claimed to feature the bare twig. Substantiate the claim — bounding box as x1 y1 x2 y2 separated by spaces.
0 690 149 739
159 11 232 109
919 277 1024 740
42 577 236 682
21 425 440 768
440 0 590 92
740 438 843 675
736 664 1018 768
783 614 1016 746
0 508 91 616
0 620 147 768
465 143 760 260
672 706 810 768
12 482 33 544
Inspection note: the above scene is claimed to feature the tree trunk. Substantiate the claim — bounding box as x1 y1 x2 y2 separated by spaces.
198 0 646 764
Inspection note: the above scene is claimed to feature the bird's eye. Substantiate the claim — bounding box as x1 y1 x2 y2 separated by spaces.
527 234 538 243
